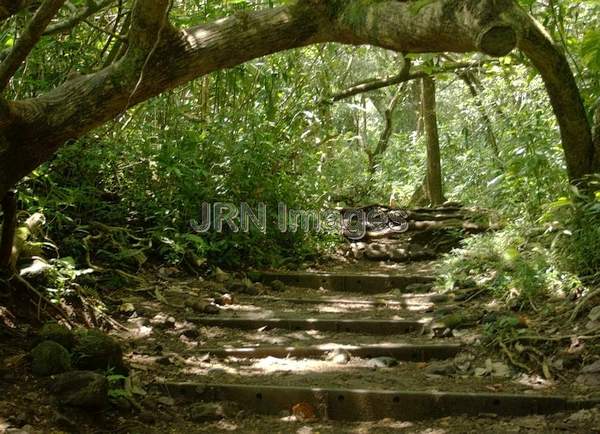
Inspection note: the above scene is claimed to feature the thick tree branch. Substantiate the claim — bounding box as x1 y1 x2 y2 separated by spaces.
0 0 66 90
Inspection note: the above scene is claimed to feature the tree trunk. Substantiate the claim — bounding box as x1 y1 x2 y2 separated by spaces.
516 17 599 182
0 0 595 197
593 103 600 166
0 190 17 270
421 76 444 206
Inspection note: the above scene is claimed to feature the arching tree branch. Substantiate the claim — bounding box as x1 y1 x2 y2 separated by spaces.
0 0 594 197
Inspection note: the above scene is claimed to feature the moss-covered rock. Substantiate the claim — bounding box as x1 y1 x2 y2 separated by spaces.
31 341 72 376
270 279 286 292
50 370 108 409
73 329 125 373
39 322 75 350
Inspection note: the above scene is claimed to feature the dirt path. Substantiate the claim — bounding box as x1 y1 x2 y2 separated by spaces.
105 261 599 433
1 256 599 433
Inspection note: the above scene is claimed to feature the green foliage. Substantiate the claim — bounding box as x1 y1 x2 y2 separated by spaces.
543 179 600 279
4 0 599 286
438 227 580 310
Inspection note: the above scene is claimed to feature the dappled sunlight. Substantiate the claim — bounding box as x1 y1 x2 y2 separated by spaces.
516 374 555 390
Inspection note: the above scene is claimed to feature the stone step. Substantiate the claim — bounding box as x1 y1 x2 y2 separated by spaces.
241 293 450 306
189 317 425 334
258 271 434 293
196 343 462 361
156 382 600 421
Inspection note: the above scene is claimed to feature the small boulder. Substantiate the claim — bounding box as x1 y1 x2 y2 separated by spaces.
228 278 258 295
214 267 230 283
270 280 286 292
581 359 600 374
405 283 433 293
366 357 398 369
325 348 350 365
588 306 600 322
186 300 221 314
425 361 456 376
39 323 75 350
187 402 233 423
73 329 125 373
576 359 600 387
31 341 71 376
49 371 108 409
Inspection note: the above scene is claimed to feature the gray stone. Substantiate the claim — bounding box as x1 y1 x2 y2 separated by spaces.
325 348 350 365
367 357 399 369
270 280 286 292
187 402 227 423
588 306 600 322
581 359 600 374
425 361 456 376
138 410 156 424
50 370 108 409
31 341 71 376
73 329 125 372
576 373 600 387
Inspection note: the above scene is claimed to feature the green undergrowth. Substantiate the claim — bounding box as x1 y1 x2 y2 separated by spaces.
439 181 600 307
437 185 600 373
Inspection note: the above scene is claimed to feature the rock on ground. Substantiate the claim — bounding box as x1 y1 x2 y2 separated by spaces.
73 329 125 373
49 370 108 409
30 341 71 376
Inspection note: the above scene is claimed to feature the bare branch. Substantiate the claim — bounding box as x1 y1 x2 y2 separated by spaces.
82 17 126 41
330 61 480 102
368 86 404 174
0 0 66 90
331 58 412 102
45 0 114 35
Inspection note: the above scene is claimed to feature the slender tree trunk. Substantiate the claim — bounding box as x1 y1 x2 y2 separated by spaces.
593 104 600 164
421 76 444 206
0 190 17 271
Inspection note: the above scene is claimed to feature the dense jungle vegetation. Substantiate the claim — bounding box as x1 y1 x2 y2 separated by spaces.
1 0 598 288
1 1 600 432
